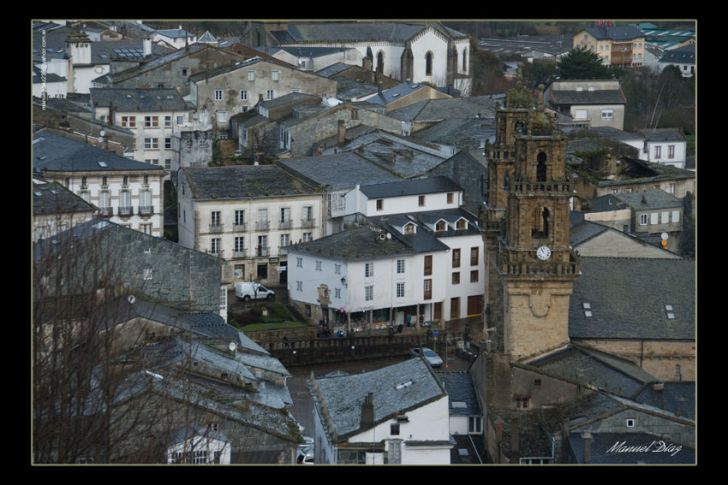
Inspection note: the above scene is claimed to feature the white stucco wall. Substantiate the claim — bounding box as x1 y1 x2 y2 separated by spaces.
643 141 686 167
410 29 450 88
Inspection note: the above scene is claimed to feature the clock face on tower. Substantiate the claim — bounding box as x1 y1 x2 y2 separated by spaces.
536 245 551 261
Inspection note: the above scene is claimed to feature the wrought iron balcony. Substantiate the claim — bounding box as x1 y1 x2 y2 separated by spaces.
232 249 247 258
118 206 133 217
300 218 316 228
207 249 224 258
255 220 270 231
98 207 113 217
255 246 270 257
278 246 288 256
209 223 224 233
233 223 247 232
278 219 293 230
138 206 154 216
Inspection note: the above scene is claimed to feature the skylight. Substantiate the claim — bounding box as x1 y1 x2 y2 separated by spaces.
583 303 591 309
395 380 413 390
97 161 108 167
584 310 593 318
667 313 675 320
34 191 43 197
451 401 467 409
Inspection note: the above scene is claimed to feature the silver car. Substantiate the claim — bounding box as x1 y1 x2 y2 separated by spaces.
410 347 443 368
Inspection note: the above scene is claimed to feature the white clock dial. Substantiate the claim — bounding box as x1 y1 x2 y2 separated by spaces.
537 245 551 261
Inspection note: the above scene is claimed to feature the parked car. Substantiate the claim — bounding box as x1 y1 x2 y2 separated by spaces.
297 436 314 464
235 282 275 301
409 347 443 368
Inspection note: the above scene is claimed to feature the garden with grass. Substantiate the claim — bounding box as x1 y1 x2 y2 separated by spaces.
229 302 308 332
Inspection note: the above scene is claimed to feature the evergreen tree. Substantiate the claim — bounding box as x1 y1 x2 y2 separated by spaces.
557 47 612 79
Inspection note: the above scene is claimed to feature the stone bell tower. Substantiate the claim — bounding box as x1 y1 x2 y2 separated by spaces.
498 109 580 359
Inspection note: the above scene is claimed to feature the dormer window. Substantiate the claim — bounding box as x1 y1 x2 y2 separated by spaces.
456 218 467 230
435 220 447 232
404 222 416 234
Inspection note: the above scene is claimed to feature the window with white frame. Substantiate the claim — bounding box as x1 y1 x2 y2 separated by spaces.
396 282 405 298
211 238 220 254
640 214 649 225
601 109 614 120
668 145 675 159
365 263 374 277
214 90 223 101
121 116 136 128
235 237 244 252
280 233 290 248
217 111 229 123
396 259 405 274
315 260 322 271
661 211 670 223
164 159 171 169
296 257 303 268
235 209 245 226
164 115 172 127
650 212 658 225
654 145 662 158
144 138 159 149
272 70 280 81
176 115 184 125
335 288 341 299
165 138 172 149
144 115 159 127
365 285 374 301
266 90 275 100
468 416 482 434
240 90 248 100
303 232 312 242
335 264 341 275
672 210 680 223
248 71 255 81
296 281 303 292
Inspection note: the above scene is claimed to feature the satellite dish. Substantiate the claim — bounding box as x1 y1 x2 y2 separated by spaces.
228 342 237 352
661 232 669 241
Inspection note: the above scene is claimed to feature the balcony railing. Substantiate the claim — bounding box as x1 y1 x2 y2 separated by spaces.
207 249 224 258
209 223 224 233
255 246 270 257
278 246 288 256
300 218 316 228
255 220 270 231
278 219 293 230
118 206 133 217
99 207 113 217
138 206 154 216
233 223 247 232
511 182 571 194
232 249 247 258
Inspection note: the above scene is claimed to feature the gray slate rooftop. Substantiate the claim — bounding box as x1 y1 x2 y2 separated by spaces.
548 89 627 106
33 181 96 216
182 165 316 200
633 382 695 421
363 83 430 106
389 96 498 122
638 128 685 142
33 66 66 84
259 92 321 110
189 57 264 82
360 176 462 199
659 43 695 64
586 194 630 213
525 345 658 398
278 152 400 190
439 372 480 417
90 88 189 112
33 130 164 173
313 357 446 440
569 257 694 340
415 117 496 150
275 22 465 44
289 225 418 261
584 25 645 41
316 62 354 78
614 189 682 210
90 39 173 64
585 126 644 142
569 219 610 245
156 28 194 39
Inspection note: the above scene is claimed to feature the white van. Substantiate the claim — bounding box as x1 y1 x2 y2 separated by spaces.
235 282 275 301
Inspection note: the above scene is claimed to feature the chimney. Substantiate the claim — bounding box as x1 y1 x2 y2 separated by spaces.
375 68 383 85
362 57 372 72
143 38 152 58
537 84 545 109
337 120 346 146
582 431 592 464
360 392 375 430
377 82 383 96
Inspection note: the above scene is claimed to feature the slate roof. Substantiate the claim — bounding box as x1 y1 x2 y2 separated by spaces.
363 83 429 106
586 126 643 143
633 382 695 421
155 28 194 39
547 89 627 106
389 96 498 122
316 62 354 78
659 44 695 64
33 181 96 216
90 88 189 112
614 189 682 210
90 39 173 64
414 117 496 150
439 372 480 417
289 226 417 261
181 165 316 200
584 25 645 41
32 66 66 84
33 130 164 173
359 176 461 199
259 92 320 110
587 194 630 213
570 219 610 245
569 432 694 464
277 23 431 44
524 345 658 398
569 257 694 340
278 152 400 190
111 44 223 82
312 357 446 440
596 157 695 187
638 128 685 143
188 57 264 82
478 34 572 57
369 212 467 251
276 46 351 57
